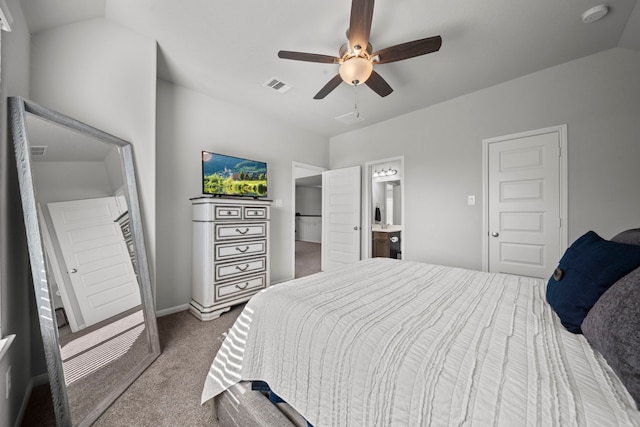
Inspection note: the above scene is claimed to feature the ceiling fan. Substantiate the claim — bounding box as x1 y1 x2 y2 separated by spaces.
278 0 442 99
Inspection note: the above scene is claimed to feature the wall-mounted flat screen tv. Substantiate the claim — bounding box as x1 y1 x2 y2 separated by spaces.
202 151 267 198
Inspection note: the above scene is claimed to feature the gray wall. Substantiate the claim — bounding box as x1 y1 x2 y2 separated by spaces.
0 0 34 425
331 48 640 270
155 81 329 312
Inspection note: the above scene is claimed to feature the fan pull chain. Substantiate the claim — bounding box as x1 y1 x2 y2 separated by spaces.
354 85 360 118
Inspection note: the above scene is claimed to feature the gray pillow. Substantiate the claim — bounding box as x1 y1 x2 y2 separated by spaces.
581 228 640 408
611 228 640 246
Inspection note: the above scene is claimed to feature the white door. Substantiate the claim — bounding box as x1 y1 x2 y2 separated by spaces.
322 166 361 271
48 197 141 328
485 125 567 279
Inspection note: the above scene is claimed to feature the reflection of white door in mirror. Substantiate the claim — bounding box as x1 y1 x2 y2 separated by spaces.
47 197 141 331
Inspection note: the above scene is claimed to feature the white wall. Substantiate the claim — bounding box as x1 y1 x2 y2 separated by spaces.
0 0 34 425
331 48 640 271
155 81 329 312
29 18 157 293
295 186 322 216
32 161 113 204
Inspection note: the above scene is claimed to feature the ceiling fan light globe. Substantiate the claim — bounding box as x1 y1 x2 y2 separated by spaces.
339 57 373 86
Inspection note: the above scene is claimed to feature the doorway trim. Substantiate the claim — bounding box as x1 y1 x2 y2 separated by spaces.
364 156 405 259
291 161 327 279
481 124 568 273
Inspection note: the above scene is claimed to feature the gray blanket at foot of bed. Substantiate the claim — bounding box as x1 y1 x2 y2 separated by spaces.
215 382 307 427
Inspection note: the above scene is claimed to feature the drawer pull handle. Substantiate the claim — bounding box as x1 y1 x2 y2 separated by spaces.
236 246 250 253
235 282 249 290
227 210 232 215
235 264 250 272
236 227 250 235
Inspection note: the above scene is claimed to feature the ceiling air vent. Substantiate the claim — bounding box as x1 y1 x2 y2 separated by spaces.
263 77 292 94
30 146 47 157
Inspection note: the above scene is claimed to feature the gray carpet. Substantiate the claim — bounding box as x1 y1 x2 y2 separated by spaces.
22 306 244 426
295 240 321 278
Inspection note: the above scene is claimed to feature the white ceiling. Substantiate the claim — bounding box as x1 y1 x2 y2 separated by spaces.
20 0 640 138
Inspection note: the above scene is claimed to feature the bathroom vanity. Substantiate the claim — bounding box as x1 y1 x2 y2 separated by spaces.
372 225 402 259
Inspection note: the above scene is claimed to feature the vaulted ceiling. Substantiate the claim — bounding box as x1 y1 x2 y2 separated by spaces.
20 0 640 137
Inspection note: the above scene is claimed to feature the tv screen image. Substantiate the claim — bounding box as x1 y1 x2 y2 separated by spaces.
202 151 267 198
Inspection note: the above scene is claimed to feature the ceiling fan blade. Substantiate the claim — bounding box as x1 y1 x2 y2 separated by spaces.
278 51 339 64
365 70 393 97
314 74 343 99
348 0 375 51
372 35 442 65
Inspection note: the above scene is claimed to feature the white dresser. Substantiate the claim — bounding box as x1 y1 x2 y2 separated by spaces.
190 197 271 320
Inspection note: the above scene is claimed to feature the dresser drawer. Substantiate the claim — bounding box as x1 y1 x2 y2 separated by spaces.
215 205 242 220
215 223 266 240
215 257 266 281
244 206 268 220
215 240 266 261
215 274 266 302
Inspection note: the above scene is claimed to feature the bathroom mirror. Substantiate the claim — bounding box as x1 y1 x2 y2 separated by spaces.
9 97 160 426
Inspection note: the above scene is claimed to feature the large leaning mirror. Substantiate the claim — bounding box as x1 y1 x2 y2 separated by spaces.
8 97 161 426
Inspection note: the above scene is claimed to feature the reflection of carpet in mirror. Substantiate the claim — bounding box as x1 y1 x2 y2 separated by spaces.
61 309 145 385
60 307 149 424
295 241 321 278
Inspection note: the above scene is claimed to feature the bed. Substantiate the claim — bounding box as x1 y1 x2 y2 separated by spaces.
202 229 640 426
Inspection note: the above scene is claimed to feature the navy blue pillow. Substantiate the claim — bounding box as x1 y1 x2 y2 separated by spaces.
546 230 640 333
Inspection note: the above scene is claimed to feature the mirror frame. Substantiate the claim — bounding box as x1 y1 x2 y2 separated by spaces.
8 97 160 426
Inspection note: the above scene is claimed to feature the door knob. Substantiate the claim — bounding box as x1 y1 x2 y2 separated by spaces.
491 232 499 237
354 226 359 231
70 268 78 273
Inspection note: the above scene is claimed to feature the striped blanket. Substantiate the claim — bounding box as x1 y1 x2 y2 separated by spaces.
202 258 640 426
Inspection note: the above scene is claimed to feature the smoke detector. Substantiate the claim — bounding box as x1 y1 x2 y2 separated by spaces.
582 4 609 23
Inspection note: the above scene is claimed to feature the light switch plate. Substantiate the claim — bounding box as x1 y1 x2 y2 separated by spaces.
467 195 476 206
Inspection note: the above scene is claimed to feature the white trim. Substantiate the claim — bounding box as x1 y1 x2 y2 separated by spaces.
363 156 405 259
291 162 327 279
155 303 189 317
481 124 568 272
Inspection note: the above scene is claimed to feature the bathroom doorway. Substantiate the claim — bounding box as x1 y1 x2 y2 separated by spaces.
364 156 405 259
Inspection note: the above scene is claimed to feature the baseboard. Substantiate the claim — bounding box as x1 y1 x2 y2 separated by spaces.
155 303 190 317
270 277 293 285
15 373 49 427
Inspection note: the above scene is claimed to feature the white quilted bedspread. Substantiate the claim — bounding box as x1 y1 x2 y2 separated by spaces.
202 258 640 426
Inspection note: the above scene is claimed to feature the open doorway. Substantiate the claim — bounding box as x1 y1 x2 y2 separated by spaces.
292 162 326 279
364 156 405 259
